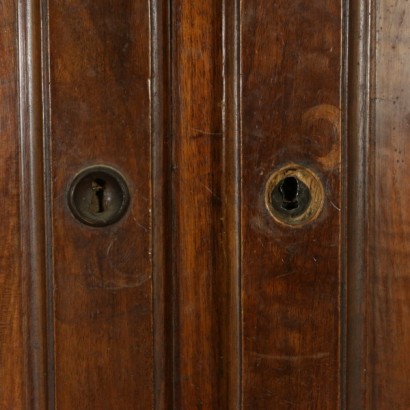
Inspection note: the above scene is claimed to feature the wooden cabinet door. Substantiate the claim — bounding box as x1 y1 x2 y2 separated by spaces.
1 0 409 408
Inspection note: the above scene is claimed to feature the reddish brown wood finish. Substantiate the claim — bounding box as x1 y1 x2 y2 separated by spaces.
0 1 25 407
171 0 242 408
151 0 172 408
240 1 343 408
346 0 371 408
171 0 226 408
369 0 410 406
47 1 154 408
4 0 410 408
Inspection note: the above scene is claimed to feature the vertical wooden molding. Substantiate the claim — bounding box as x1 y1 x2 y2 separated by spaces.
17 0 49 408
345 0 373 408
151 0 172 408
41 0 55 407
222 0 242 408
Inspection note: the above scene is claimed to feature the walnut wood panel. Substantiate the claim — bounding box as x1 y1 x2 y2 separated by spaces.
369 0 410 407
240 1 343 408
0 1 25 407
47 1 154 408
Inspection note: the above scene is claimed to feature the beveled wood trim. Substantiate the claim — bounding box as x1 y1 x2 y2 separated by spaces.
151 0 172 408
17 0 49 408
41 0 55 407
345 0 373 407
222 0 242 407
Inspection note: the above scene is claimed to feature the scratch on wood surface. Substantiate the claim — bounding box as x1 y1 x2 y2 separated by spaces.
190 127 223 136
106 239 114 256
257 237 266 249
198 181 221 200
250 351 330 361
329 200 341 211
132 215 149 232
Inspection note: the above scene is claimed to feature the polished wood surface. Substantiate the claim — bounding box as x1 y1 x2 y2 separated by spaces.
240 1 342 408
48 1 153 408
369 0 410 406
171 0 226 407
1 0 410 408
0 1 24 407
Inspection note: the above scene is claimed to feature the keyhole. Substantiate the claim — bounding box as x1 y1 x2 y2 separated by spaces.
269 171 312 220
266 164 323 225
92 178 106 213
279 177 299 210
68 165 130 227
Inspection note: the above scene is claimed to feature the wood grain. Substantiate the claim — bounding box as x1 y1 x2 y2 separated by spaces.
47 1 154 408
222 0 242 408
151 0 172 408
171 0 226 407
369 0 410 407
0 1 25 407
240 1 343 408
5 0 410 408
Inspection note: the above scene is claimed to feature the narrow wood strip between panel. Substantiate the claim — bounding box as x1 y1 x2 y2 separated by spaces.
17 0 49 408
168 2 178 408
41 0 55 408
346 0 373 408
341 2 349 407
170 0 224 406
222 0 242 408
151 0 172 408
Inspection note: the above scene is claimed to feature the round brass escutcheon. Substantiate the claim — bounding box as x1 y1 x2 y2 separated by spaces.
265 164 324 226
68 165 130 227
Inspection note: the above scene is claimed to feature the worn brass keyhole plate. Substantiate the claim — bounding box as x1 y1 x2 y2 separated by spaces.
265 164 324 226
68 165 130 227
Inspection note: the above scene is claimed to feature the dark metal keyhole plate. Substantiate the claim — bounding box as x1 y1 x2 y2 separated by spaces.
68 165 130 227
265 164 324 226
